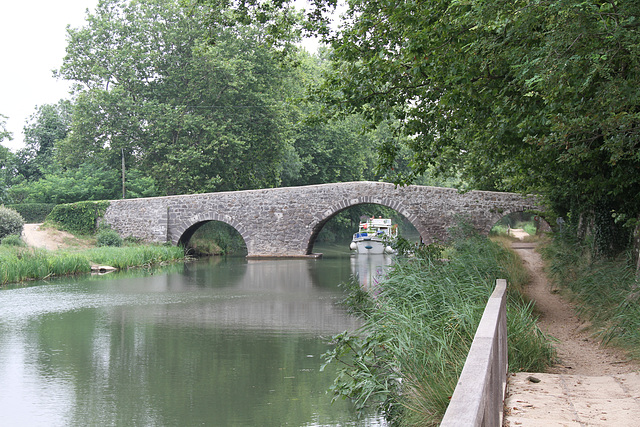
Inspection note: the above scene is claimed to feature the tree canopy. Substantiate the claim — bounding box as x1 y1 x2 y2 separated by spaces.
316 0 639 200
281 0 638 253
55 0 295 194
0 115 15 204
16 100 72 181
48 0 384 198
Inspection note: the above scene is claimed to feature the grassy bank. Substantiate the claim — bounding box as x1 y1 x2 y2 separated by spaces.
0 243 186 286
323 227 554 426
541 236 640 359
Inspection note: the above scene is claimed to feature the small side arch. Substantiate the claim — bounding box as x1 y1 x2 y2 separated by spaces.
486 209 552 237
172 212 250 250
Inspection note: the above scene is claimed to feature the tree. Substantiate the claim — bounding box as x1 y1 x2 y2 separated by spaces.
0 114 11 143
17 100 72 181
7 162 159 204
276 52 385 186
0 114 17 204
56 0 302 195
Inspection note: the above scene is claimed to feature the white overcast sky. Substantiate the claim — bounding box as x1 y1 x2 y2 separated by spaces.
0 0 99 151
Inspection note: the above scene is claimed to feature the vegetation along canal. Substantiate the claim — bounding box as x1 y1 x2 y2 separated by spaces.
0 247 389 426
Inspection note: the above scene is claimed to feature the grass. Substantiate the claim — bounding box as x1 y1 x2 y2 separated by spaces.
540 237 640 359
0 239 186 286
323 227 554 426
83 245 186 269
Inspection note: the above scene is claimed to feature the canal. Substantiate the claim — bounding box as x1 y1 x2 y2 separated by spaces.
0 248 390 426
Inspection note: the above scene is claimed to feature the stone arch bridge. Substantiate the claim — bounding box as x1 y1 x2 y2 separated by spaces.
102 181 543 258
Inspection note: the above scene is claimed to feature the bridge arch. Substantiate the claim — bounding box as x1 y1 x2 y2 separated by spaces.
304 197 424 253
174 212 251 251
487 209 552 237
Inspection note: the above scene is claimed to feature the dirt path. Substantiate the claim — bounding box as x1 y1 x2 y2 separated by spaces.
512 242 638 375
21 223 90 251
504 242 640 426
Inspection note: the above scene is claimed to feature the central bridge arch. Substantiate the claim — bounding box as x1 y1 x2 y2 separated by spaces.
102 181 544 257
304 196 421 254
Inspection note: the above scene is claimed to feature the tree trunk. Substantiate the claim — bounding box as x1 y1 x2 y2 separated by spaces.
634 219 640 277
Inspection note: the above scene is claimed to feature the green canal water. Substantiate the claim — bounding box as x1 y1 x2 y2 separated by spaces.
0 249 391 426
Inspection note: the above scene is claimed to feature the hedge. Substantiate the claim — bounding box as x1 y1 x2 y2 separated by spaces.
47 201 111 235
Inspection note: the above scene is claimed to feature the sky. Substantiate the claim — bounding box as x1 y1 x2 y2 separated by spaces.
0 0 98 152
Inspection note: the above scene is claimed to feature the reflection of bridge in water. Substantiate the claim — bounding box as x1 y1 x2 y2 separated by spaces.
121 258 363 334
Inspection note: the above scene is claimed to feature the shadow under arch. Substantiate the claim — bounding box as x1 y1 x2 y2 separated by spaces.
176 216 248 255
304 198 424 254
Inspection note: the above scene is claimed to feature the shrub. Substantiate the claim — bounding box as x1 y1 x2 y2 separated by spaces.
47 201 110 234
1 234 25 246
124 235 142 245
0 206 25 239
96 229 123 247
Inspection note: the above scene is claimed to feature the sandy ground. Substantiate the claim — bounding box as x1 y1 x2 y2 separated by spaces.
504 242 640 426
508 228 531 241
21 223 90 251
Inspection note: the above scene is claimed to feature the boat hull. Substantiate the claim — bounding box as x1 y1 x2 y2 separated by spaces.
351 238 393 254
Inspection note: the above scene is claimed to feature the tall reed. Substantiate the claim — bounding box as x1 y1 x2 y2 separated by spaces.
85 245 185 269
0 244 185 286
323 229 554 426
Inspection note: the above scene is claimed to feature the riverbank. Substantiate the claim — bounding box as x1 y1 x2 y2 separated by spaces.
0 224 187 286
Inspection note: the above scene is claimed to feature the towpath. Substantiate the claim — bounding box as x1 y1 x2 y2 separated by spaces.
504 241 640 426
21 223 89 250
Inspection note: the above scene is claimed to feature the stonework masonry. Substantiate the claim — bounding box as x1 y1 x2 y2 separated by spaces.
102 181 544 257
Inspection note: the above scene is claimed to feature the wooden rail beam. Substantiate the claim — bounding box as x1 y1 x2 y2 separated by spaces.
440 279 508 427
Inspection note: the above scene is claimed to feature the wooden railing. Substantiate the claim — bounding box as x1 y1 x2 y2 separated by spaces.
440 279 508 427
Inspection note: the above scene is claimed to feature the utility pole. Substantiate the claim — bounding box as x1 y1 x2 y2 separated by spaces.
121 148 126 199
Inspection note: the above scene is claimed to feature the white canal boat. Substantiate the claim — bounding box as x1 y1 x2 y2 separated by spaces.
349 217 398 254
